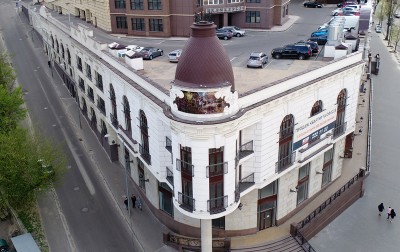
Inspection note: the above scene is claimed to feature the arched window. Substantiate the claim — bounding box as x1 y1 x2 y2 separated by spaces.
123 96 131 133
110 84 118 127
310 100 323 117
277 114 294 172
61 44 65 58
139 110 151 165
334 89 347 136
67 48 71 65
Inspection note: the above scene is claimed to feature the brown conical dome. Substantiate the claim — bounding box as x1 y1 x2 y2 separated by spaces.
174 21 235 90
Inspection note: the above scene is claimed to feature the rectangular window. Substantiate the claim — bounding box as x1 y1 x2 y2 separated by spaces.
149 19 163 32
77 56 82 71
132 18 145 31
130 0 144 9
196 0 203 7
88 87 94 102
115 0 126 8
246 0 260 3
297 163 310 205
258 181 277 199
95 72 103 91
85 63 92 80
212 216 225 229
97 96 106 115
246 11 260 23
228 0 242 3
78 77 85 92
322 148 334 186
159 182 173 216
148 0 162 10
257 180 277 230
116 16 128 29
206 0 224 4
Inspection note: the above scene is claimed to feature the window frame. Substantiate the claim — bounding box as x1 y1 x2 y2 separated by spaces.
246 11 260 23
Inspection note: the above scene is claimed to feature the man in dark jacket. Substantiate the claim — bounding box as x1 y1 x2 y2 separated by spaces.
378 203 384 216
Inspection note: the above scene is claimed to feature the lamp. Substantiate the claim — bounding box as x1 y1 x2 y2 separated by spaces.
316 171 323 175
290 187 298 193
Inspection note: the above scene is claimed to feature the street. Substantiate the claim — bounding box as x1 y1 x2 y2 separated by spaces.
310 28 400 251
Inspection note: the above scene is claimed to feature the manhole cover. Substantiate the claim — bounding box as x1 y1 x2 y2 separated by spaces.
81 207 89 213
44 107 48 110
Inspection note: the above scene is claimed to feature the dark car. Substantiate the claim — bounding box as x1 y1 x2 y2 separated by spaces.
296 40 319 54
337 1 357 8
139 47 163 60
308 35 328 45
271 44 312 60
304 1 322 8
216 29 233 40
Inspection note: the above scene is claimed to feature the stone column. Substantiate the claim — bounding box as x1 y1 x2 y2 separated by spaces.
223 13 228 27
201 219 212 252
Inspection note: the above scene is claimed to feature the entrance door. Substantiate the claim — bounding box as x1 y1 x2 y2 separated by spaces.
259 209 273 230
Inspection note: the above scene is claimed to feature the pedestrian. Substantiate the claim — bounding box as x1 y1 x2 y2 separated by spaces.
387 206 392 220
378 203 385 216
47 60 51 68
131 194 137 208
124 197 129 210
390 209 396 223
137 196 142 211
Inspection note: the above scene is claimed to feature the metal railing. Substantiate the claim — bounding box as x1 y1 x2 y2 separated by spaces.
176 159 194 177
110 113 118 128
292 228 316 252
207 195 228 214
165 136 172 153
139 143 151 165
333 122 347 138
275 152 296 173
235 186 240 202
297 169 365 230
239 173 255 192
178 192 195 212
206 162 228 178
238 140 254 160
166 167 173 185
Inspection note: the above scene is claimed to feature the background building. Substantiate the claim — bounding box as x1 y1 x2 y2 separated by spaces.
45 0 290 37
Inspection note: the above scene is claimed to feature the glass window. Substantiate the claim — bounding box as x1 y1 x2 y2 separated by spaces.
297 163 310 205
159 182 173 216
130 0 143 10
259 181 277 199
212 217 225 229
246 0 260 3
115 0 126 8
95 72 103 91
246 11 260 23
116 16 128 29
149 19 163 32
148 0 162 10
132 18 145 31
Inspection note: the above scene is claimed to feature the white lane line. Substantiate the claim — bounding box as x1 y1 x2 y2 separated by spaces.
231 57 237 62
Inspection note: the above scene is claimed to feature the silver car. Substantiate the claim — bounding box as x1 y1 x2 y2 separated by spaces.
168 49 182 63
221 26 245 37
247 52 268 68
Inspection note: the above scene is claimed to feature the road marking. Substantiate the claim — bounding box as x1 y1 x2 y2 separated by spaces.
230 57 237 62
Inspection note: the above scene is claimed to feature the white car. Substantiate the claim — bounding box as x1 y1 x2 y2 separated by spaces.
221 26 245 37
126 45 144 52
332 8 343 16
375 25 382 33
168 49 182 63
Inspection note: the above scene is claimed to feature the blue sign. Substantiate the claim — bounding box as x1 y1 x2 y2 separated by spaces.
293 121 336 151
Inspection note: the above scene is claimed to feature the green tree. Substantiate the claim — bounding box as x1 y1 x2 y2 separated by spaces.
390 23 400 50
0 52 16 91
0 85 26 134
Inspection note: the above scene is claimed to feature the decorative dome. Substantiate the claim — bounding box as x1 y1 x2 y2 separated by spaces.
174 21 235 90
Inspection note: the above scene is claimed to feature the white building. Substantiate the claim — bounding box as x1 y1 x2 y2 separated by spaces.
31 6 364 251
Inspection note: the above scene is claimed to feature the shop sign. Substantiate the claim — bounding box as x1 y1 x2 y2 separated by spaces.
205 6 246 14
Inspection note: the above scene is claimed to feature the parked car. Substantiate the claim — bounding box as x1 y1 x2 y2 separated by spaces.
296 40 319 54
247 52 268 68
125 45 144 52
395 12 400 18
375 25 382 33
340 10 360 16
216 29 233 40
221 26 245 37
139 47 164 60
0 239 9 252
168 49 182 63
304 1 322 8
332 8 343 16
337 1 357 8
271 44 312 60
308 35 328 45
311 28 328 37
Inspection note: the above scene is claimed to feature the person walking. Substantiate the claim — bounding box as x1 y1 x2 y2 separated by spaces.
124 197 129 210
378 203 385 216
137 196 142 211
131 194 137 209
390 209 396 223
387 206 392 220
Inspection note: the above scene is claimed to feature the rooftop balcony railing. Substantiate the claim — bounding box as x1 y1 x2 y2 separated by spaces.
238 140 254 160
178 192 195 212
176 159 194 177
206 162 228 178
207 195 228 214
275 152 296 173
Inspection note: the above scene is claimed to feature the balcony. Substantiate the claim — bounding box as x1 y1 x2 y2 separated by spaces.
275 152 296 173
333 122 347 139
139 143 151 165
238 140 254 160
165 136 172 153
166 167 173 186
110 113 118 128
178 192 195 212
176 159 194 177
207 195 228 214
239 173 255 192
206 162 228 178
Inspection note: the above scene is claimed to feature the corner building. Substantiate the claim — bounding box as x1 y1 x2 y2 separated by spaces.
45 0 290 37
31 6 364 251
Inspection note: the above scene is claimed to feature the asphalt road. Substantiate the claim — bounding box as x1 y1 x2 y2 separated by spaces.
0 2 139 251
309 30 400 251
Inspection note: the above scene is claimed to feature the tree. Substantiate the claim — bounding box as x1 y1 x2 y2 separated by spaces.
0 52 16 92
0 85 26 134
389 23 400 50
